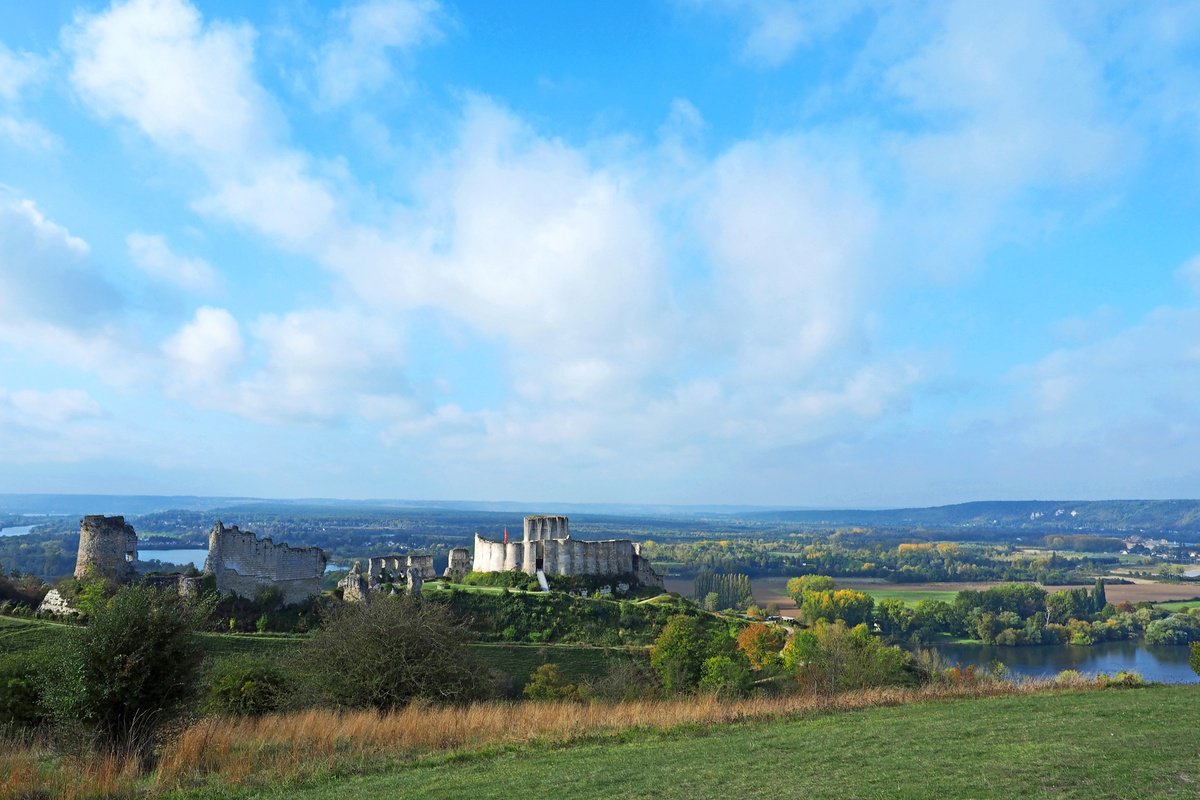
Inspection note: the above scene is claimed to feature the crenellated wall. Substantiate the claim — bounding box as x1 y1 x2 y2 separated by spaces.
471 515 661 587
204 521 326 606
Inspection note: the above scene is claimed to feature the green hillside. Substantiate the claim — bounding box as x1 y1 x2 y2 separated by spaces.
186 686 1200 800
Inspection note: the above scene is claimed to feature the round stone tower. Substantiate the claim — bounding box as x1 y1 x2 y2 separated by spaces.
73 515 138 582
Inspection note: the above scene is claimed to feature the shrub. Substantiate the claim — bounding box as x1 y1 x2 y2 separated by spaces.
522 664 586 702
302 593 485 710
45 585 208 750
0 651 53 728
206 656 289 716
587 656 662 701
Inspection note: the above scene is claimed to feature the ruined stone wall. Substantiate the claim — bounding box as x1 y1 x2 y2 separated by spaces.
339 561 369 603
74 515 137 581
367 554 437 584
523 515 569 542
204 522 326 606
444 547 471 581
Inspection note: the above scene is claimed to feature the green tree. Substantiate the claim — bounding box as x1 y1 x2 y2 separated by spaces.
698 655 753 698
650 614 710 692
800 589 874 627
302 594 485 710
874 598 914 639
783 621 917 695
49 584 207 749
1093 579 1108 613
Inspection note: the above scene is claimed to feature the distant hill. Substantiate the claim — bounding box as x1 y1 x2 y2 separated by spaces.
747 500 1200 535
3 495 1199 538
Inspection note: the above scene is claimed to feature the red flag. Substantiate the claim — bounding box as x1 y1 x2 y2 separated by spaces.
503 528 508 544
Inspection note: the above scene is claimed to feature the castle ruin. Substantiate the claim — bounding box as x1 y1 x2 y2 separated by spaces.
367 554 437 585
443 547 471 581
204 521 327 606
74 515 137 581
472 515 662 587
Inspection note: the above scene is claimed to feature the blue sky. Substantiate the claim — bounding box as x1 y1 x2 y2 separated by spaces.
1 0 1199 506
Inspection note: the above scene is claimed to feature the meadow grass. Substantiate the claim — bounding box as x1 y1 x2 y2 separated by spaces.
169 685 1200 800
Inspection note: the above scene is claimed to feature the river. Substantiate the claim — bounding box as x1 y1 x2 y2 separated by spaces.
139 548 209 569
0 525 36 537
923 640 1198 684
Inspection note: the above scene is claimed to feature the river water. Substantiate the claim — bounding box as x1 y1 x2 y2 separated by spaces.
138 548 209 569
923 640 1198 684
0 525 36 537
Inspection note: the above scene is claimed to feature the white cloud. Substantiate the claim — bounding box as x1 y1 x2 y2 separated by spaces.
698 134 878 381
315 0 444 107
680 0 864 67
0 44 56 150
126 231 220 293
1178 254 1200 296
65 0 270 161
885 2 1127 193
2 389 103 427
67 0 338 246
0 194 150 382
162 306 244 387
0 44 44 101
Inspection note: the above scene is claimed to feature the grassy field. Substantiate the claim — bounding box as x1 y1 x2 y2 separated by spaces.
1154 600 1200 613
169 686 1200 800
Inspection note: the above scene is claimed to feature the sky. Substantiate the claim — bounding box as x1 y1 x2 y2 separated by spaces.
1 0 1199 507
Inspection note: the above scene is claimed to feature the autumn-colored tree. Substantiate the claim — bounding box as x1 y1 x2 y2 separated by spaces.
785 574 836 606
736 622 787 669
799 589 874 627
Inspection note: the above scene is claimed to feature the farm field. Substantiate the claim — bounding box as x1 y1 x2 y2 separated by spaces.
189 686 1200 800
747 576 1200 615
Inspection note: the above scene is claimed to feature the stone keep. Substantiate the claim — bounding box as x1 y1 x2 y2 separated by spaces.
74 515 137 581
204 521 327 606
472 515 662 587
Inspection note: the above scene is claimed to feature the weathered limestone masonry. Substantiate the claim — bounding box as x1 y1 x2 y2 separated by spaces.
204 521 327 606
443 547 471 581
472 515 663 587
367 554 436 586
36 589 79 616
73 515 137 581
338 561 370 603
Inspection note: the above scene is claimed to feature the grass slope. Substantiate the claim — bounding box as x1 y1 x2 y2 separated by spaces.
0 614 621 688
214 686 1200 800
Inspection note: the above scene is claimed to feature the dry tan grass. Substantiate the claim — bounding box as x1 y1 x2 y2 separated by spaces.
0 746 140 800
1 677 1102 797
154 678 1090 790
